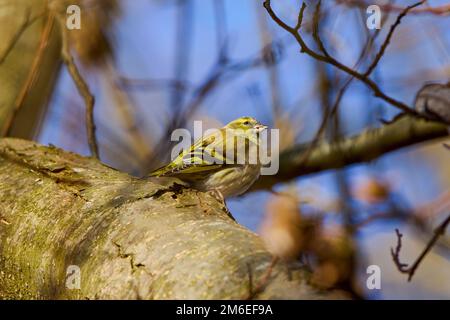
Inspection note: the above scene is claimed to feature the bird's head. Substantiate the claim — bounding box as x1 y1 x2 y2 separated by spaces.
224 116 268 133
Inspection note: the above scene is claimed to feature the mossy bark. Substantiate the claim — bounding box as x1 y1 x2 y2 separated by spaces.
0 138 343 299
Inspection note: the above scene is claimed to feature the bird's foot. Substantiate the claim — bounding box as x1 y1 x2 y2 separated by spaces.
208 189 236 222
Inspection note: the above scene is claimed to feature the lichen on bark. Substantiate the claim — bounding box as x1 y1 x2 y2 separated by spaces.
0 138 342 299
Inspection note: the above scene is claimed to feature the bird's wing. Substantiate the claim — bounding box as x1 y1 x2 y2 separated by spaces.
149 129 226 177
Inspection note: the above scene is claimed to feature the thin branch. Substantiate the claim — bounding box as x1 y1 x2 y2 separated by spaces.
312 0 330 58
294 2 307 32
244 257 279 300
59 17 99 159
302 2 395 158
263 0 417 115
363 1 425 77
391 214 450 281
391 229 409 270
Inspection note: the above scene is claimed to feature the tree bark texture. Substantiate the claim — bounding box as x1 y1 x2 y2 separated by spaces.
0 138 343 299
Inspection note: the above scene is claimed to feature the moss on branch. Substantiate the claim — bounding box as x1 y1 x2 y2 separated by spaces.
0 138 341 299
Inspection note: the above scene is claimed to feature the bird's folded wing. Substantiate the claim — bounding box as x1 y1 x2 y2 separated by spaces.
149 128 227 177
169 163 224 175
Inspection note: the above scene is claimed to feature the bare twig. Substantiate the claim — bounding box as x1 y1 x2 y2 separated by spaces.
294 2 307 32
59 17 99 159
331 2 392 114
263 0 417 115
298 0 410 165
363 1 425 77
391 229 409 270
244 257 279 300
262 0 424 172
312 0 330 58
391 214 450 281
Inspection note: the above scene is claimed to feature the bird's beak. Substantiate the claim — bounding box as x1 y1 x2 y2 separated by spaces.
254 123 268 132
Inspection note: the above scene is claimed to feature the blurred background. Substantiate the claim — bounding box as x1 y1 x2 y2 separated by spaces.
1 0 449 299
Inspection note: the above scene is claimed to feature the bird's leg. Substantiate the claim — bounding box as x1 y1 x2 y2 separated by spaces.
244 256 279 300
209 189 236 221
211 188 225 203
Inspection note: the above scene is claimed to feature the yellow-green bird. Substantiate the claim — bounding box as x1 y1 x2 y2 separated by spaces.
150 116 268 199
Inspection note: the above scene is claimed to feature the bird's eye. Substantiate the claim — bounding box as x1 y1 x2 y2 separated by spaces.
243 121 249 125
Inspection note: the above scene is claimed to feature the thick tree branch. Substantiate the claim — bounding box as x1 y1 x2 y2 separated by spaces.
0 138 344 299
255 116 449 189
